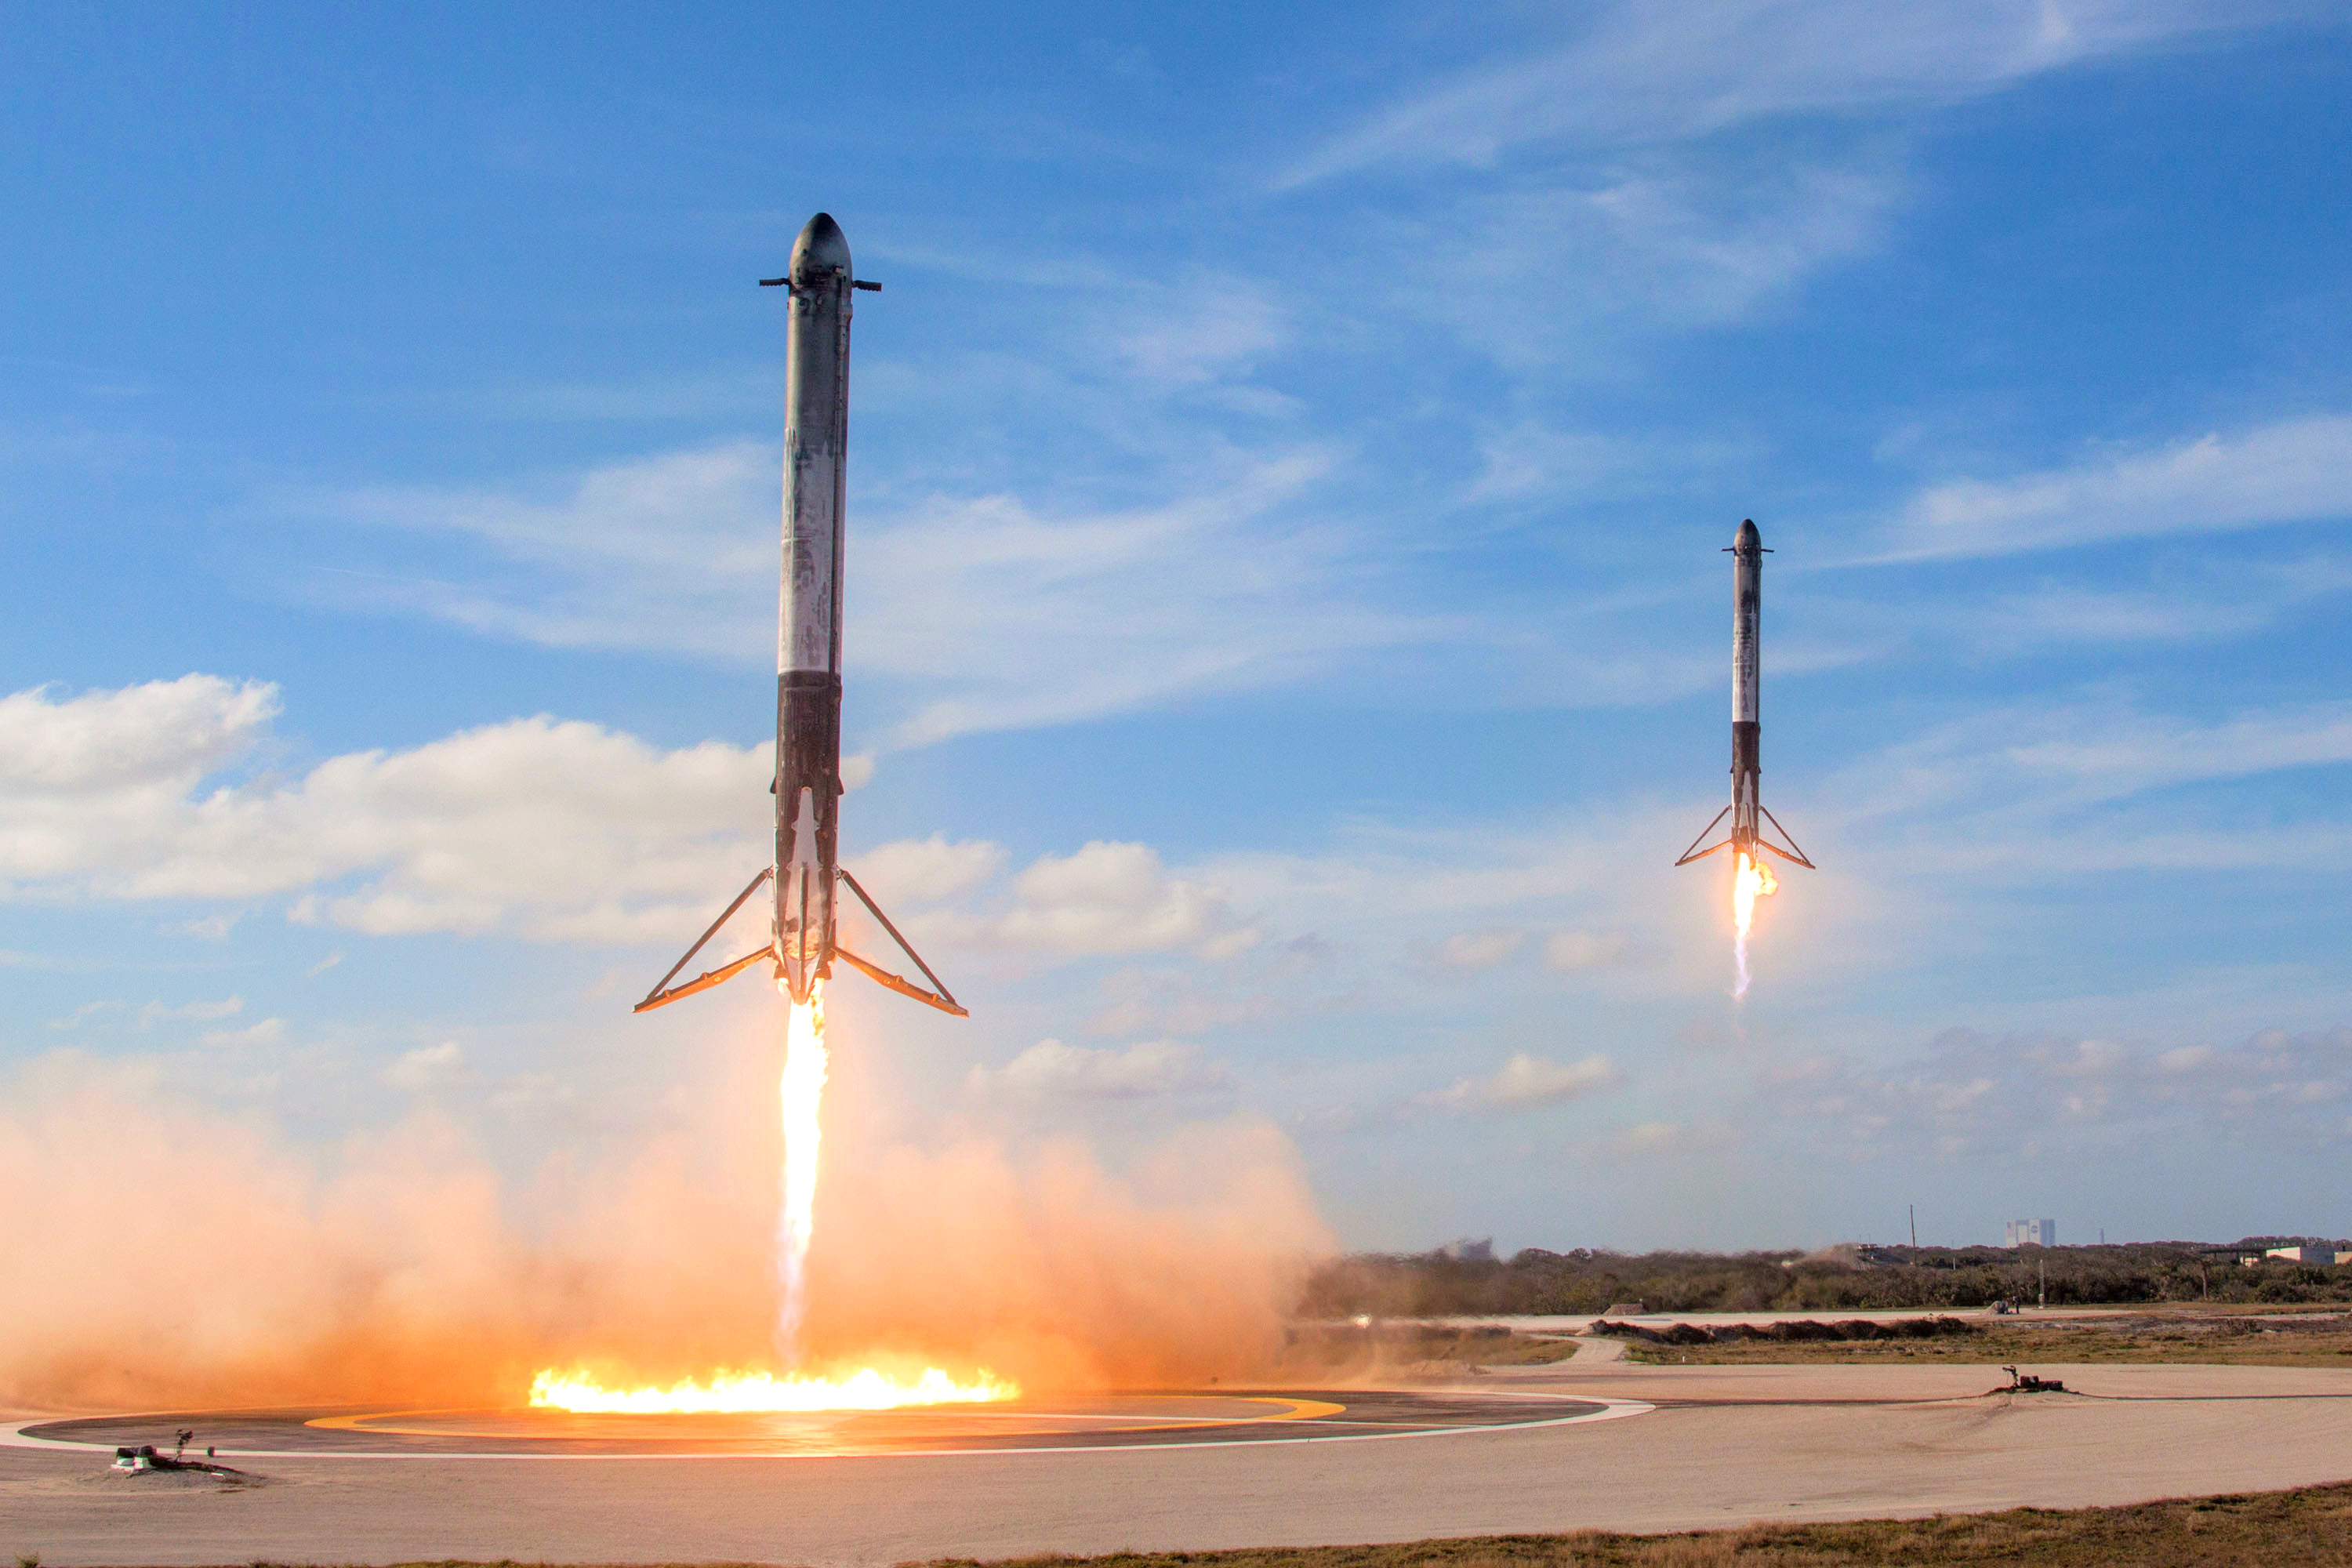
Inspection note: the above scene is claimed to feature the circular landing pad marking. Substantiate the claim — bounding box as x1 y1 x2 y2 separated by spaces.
9 1389 1648 1460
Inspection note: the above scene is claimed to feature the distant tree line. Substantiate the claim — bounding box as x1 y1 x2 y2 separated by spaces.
1299 1240 2352 1317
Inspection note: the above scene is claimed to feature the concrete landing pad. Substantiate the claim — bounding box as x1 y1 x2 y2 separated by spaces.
8 1388 1640 1461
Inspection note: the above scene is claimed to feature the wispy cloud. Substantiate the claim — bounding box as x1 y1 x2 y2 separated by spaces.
383 1040 467 1092
1425 1051 1624 1112
1882 415 2352 561
1757 1025 2352 1160
1281 1 2295 187
966 1037 1236 1101
1437 927 1526 970
305 441 1449 746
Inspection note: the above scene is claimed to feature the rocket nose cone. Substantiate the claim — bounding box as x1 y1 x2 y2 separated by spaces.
1737 518 1762 550
791 212 852 285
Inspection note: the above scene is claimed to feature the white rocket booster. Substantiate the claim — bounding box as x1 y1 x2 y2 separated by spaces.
634 213 965 1018
1677 519 1813 872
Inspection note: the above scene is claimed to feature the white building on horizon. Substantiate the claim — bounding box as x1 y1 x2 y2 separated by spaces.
2005 1218 2056 1247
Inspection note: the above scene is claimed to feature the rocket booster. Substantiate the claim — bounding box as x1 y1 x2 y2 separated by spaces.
1677 519 1813 872
633 213 964 1019
774 212 858 1004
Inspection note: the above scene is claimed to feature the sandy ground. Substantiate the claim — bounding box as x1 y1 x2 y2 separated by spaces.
9 1356 2352 1566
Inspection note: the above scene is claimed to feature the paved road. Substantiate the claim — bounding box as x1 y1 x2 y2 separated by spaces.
7 1358 2352 1566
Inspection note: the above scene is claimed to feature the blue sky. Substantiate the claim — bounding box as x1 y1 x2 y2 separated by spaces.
5 2 2352 1253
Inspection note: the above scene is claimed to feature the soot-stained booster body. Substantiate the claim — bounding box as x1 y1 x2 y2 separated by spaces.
634 213 966 1019
1676 519 1815 872
774 212 855 1005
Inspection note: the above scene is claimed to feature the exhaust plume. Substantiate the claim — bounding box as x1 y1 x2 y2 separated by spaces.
0 1050 1330 1412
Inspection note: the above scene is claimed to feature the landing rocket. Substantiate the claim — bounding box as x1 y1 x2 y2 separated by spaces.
635 212 965 1018
1675 519 1814 872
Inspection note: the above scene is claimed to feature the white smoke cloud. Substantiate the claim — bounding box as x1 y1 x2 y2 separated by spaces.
0 1052 1330 1410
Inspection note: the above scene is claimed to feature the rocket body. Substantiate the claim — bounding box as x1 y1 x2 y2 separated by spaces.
629 212 965 1021
775 212 855 1004
1675 517 1812 872
1730 518 1763 856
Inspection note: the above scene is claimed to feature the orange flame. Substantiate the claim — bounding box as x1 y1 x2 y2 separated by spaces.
777 985 827 1358
1732 850 1777 999
528 1365 1015 1414
525 978 1014 1414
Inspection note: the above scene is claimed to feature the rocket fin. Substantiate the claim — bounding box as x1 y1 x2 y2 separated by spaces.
633 946 777 1013
635 867 775 1012
836 865 965 1016
1675 805 1735 867
1756 805 1815 869
834 946 968 1017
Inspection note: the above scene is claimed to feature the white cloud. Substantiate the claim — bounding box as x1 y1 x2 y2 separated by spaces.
1613 1120 1708 1154
1842 699 2352 844
930 841 1258 960
1544 930 1635 971
316 441 777 660
383 1040 466 1092
0 678 1304 970
1282 1 2289 185
0 677 769 944
201 1017 283 1048
848 834 1007 908
310 443 1444 746
1439 927 1525 969
1428 1051 1624 1112
141 996 243 1028
967 1038 1236 1101
1886 415 2352 561
1109 278 1288 388
1755 1025 2352 1159
162 911 238 941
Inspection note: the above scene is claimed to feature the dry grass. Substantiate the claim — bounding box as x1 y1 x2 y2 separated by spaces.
1282 1326 1582 1374
1621 1312 2352 1367
908 1481 2352 1566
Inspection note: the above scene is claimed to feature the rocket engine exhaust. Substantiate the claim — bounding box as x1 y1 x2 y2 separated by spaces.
632 213 964 1021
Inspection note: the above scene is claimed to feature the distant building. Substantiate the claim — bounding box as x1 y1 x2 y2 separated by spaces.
2264 1246 2336 1265
1436 1237 1494 1262
2005 1219 2056 1247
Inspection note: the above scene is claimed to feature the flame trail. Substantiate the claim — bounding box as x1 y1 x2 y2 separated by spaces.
531 1364 1015 1414
526 975 1015 1414
1732 850 1777 999
776 984 827 1363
